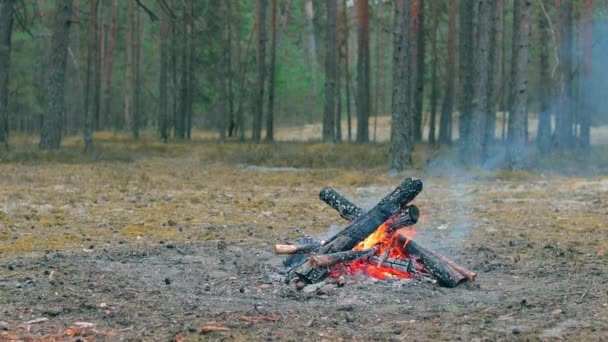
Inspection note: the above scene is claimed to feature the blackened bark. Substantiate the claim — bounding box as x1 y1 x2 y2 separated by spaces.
507 0 531 168
414 0 425 142
465 0 492 165
253 0 267 142
458 0 474 156
355 0 370 143
427 0 438 145
0 0 14 149
40 0 72 150
319 187 366 221
438 0 457 145
322 0 337 142
390 0 412 170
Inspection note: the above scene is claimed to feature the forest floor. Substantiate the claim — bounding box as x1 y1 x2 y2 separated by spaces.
0 134 607 341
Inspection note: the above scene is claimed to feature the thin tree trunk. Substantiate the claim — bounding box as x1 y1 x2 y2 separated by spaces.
227 0 234 137
253 0 267 142
438 0 457 145
101 0 117 133
342 0 352 142
84 0 99 152
485 0 502 149
355 0 370 143
124 0 133 133
266 0 278 142
580 0 593 148
219 0 229 142
507 0 531 168
390 0 412 170
373 0 382 142
40 0 72 150
322 0 337 143
414 0 425 142
465 0 493 165
0 0 14 149
458 0 475 157
427 0 438 145
159 0 169 143
306 0 319 115
537 0 551 154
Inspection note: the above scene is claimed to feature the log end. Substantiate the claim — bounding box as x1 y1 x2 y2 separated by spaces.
275 244 298 254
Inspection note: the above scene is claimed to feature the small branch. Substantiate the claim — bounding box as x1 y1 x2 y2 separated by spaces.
135 0 159 21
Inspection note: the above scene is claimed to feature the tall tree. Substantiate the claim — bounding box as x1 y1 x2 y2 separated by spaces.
84 0 100 152
305 0 319 103
537 0 552 154
465 0 493 165
219 0 230 142
40 0 73 150
390 0 412 170
0 0 14 149
507 0 531 168
159 0 170 142
322 0 337 143
412 0 425 142
553 0 574 149
580 0 593 148
458 0 474 156
253 0 267 142
485 0 503 148
427 0 439 145
101 0 117 131
266 0 278 142
438 0 457 145
342 0 352 142
355 0 370 143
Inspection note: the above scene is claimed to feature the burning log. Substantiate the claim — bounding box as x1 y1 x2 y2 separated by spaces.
290 177 423 284
309 248 377 269
275 241 325 255
368 256 414 273
319 187 419 228
320 190 475 288
395 234 466 288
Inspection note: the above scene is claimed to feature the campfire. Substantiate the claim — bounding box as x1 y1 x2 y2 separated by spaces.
275 178 476 288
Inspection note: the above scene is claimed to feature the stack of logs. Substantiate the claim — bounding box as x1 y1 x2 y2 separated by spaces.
275 178 476 288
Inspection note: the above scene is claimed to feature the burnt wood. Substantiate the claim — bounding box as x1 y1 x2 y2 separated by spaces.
290 177 423 284
309 248 377 269
319 187 366 221
390 205 420 229
275 242 324 255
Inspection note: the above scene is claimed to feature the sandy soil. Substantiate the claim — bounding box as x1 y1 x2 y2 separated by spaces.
0 144 607 341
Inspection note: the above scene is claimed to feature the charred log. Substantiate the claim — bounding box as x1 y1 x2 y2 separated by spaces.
319 187 366 221
275 241 324 255
390 205 419 229
290 177 423 284
309 247 377 269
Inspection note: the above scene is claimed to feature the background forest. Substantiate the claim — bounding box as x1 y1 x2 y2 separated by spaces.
1 0 607 170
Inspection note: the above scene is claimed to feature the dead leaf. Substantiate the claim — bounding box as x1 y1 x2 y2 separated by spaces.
597 249 605 256
174 333 187 342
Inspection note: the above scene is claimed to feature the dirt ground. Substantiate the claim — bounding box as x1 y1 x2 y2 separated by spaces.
0 140 607 341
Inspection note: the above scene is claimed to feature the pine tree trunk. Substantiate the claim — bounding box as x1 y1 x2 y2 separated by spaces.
84 0 99 152
305 0 319 111
266 0 278 142
219 0 230 142
124 0 133 134
465 0 493 165
458 0 474 157
355 0 370 143
580 0 593 149
253 0 267 142
342 0 352 142
414 0 425 142
159 0 169 143
507 0 531 168
101 0 117 133
438 0 457 145
322 0 337 143
40 0 72 150
537 1 551 154
0 0 14 149
427 0 438 145
390 0 412 170
485 0 502 149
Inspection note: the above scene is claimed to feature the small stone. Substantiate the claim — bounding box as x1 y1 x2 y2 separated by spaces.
239 287 245 293
295 280 305 291
164 278 171 285
204 284 211 291
344 313 355 323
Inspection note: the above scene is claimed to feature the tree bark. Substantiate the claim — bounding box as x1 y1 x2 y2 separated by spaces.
159 0 169 143
84 0 100 152
458 0 474 157
485 0 503 149
253 0 267 141
427 0 438 145
390 0 412 170
580 0 593 149
507 0 531 168
40 0 72 150
553 0 574 149
438 0 456 145
413 0 425 142
355 0 370 143
265 0 278 142
101 0 117 133
537 1 551 154
0 0 14 149
322 0 337 143
342 0 352 142
465 0 493 165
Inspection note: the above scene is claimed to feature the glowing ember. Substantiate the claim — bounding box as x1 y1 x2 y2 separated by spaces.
332 217 419 281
